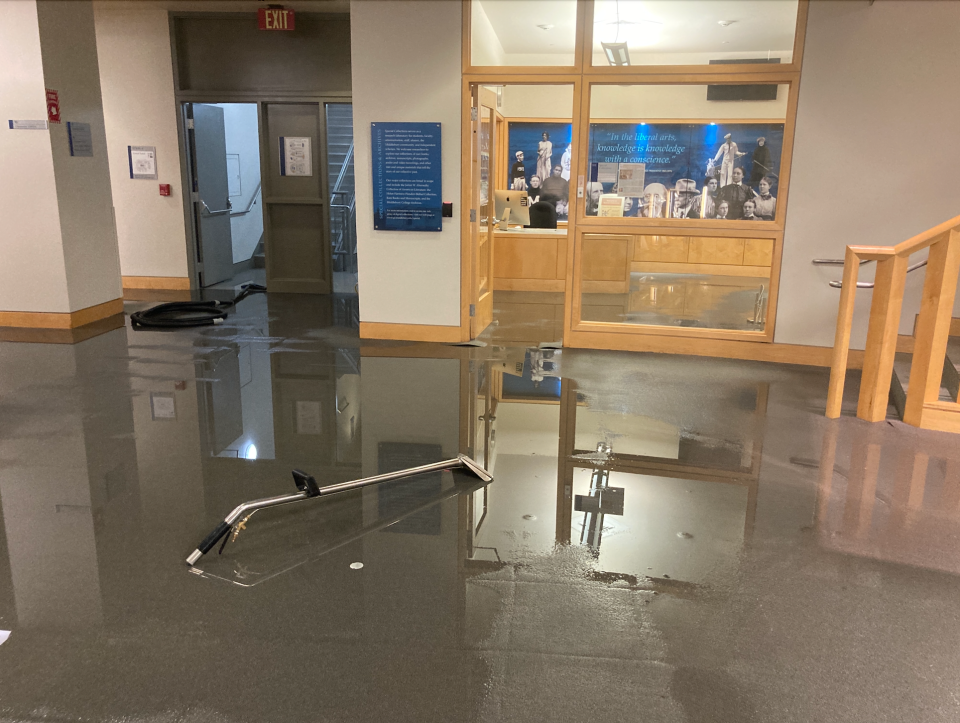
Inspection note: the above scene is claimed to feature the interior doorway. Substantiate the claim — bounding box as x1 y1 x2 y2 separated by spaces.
184 102 265 289
182 100 358 295
170 11 354 297
467 83 576 345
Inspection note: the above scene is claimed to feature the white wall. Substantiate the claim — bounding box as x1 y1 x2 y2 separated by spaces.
777 0 960 348
38 0 122 312
499 84 574 119
93 1 188 280
0 0 120 315
471 0 506 67
0 0 70 314
216 103 263 264
351 0 462 327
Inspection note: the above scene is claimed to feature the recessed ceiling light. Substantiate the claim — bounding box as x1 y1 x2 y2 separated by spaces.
718 20 735 27
537 24 555 30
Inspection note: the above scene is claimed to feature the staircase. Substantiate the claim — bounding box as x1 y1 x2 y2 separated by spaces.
326 103 357 275
890 337 960 419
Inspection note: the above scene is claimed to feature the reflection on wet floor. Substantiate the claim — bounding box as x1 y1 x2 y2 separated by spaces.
2 292 960 722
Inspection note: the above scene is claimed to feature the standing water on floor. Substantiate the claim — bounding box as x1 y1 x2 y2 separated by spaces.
1 294 960 723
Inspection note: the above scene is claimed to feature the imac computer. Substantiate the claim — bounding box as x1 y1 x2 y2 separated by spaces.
493 190 530 228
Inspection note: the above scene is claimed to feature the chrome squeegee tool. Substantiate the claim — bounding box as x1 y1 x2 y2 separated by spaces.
186 454 492 566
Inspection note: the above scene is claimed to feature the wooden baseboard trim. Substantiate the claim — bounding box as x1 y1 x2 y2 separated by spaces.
0 298 124 330
564 328 867 369
122 276 191 291
360 321 464 343
123 287 192 302
0 313 125 344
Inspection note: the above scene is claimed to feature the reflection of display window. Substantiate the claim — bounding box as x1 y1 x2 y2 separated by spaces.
585 122 783 221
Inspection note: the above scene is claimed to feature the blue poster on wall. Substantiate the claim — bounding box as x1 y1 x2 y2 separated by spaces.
371 122 442 232
507 121 573 220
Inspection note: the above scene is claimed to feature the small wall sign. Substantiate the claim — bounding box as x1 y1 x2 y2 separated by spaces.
46 89 60 124
279 136 312 176
67 122 93 157
128 145 158 180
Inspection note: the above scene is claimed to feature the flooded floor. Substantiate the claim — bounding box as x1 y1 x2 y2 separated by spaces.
1 292 960 722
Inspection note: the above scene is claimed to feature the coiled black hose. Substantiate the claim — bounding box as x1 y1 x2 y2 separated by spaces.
130 283 267 329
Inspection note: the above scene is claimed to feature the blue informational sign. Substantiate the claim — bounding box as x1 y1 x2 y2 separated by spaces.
371 122 442 232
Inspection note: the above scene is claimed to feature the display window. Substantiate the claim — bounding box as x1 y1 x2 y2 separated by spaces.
463 0 808 349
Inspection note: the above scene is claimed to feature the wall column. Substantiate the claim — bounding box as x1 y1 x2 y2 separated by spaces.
0 0 122 340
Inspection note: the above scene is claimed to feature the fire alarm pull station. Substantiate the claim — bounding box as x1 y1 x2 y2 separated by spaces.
159 184 171 196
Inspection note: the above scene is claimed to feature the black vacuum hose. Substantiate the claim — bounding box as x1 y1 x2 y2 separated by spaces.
130 283 267 329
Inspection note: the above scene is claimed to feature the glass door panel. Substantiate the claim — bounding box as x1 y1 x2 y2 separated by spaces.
325 103 357 295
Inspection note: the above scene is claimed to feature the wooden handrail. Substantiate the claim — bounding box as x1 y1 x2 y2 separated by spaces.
826 216 960 433
894 214 960 256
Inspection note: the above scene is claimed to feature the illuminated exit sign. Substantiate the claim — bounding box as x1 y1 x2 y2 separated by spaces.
258 8 295 30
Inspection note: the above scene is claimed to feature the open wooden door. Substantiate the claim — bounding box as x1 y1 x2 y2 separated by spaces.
469 86 498 338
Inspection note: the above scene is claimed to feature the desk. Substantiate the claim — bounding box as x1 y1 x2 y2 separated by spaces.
493 228 568 292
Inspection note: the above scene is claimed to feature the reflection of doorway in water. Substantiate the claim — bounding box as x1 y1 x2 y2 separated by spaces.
326 103 358 294
184 102 265 290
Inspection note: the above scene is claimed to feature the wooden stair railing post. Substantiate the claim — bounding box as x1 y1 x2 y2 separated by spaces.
826 247 862 418
903 229 960 426
857 254 909 422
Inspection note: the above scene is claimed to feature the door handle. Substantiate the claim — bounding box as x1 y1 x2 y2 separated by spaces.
200 200 231 216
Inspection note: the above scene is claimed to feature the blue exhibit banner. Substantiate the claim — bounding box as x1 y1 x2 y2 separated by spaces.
586 122 784 220
371 122 442 232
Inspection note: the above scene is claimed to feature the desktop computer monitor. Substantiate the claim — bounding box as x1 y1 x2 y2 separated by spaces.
494 189 530 227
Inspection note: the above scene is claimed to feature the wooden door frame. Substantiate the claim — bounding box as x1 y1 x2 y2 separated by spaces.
460 76 583 341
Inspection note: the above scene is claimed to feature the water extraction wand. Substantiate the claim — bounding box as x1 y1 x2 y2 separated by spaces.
186 454 493 566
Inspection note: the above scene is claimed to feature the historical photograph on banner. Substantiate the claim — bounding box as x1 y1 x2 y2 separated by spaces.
585 122 784 221
507 121 572 221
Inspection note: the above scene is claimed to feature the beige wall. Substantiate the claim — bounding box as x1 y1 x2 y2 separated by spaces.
352 0 463 327
93 1 351 284
777 0 960 348
0 0 71 313
94 1 188 280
